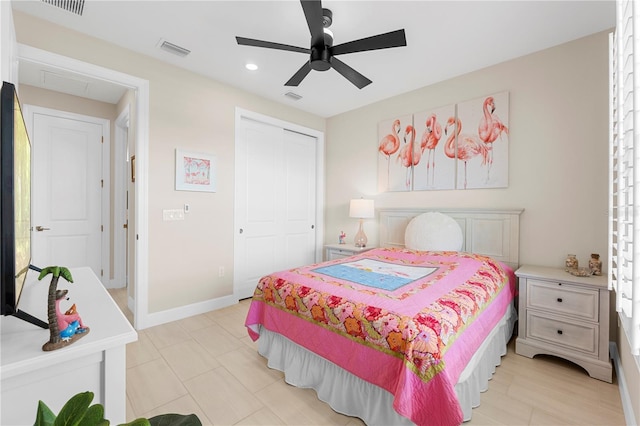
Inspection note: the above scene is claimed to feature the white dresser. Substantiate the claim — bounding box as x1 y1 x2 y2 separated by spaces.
515 265 612 382
324 243 376 261
1 267 137 424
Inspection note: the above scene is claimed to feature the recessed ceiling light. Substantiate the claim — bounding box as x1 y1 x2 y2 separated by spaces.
245 63 259 71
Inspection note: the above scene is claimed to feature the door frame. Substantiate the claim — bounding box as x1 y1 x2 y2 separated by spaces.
22 105 110 283
112 106 129 289
18 44 150 330
233 108 325 299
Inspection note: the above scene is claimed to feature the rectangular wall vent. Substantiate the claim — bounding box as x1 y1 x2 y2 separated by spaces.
41 0 85 15
159 40 191 57
284 91 303 101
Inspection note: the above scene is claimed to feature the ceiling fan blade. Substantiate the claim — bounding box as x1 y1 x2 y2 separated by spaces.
330 57 372 89
236 36 309 54
285 62 313 86
300 0 324 47
331 29 407 56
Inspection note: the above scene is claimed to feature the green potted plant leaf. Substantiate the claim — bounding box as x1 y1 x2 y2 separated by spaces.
34 391 201 426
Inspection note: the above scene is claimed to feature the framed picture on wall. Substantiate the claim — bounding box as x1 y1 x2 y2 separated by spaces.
175 149 216 192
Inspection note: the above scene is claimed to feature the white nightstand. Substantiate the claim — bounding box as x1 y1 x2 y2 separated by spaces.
324 243 376 261
515 264 612 382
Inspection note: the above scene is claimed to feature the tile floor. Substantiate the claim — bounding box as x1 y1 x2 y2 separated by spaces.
108 289 627 425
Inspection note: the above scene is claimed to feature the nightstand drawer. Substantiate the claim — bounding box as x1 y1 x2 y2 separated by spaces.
327 250 353 260
527 279 599 321
526 311 598 356
324 244 376 261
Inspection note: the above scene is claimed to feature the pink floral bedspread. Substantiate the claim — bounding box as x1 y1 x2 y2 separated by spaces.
245 248 516 426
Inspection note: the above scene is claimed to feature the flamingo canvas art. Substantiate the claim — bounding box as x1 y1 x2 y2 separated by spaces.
456 91 509 189
413 104 456 190
377 114 413 191
377 92 508 192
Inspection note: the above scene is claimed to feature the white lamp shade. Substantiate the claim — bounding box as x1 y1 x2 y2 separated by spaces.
349 199 375 219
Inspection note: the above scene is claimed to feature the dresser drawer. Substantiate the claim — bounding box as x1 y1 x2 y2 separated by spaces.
526 311 598 356
527 279 599 321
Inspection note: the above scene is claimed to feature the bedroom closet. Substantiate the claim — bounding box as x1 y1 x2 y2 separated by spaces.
234 112 321 299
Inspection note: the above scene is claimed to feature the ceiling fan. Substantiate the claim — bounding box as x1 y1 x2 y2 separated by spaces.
235 0 407 89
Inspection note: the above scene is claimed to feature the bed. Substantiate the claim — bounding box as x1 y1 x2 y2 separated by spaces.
245 208 522 426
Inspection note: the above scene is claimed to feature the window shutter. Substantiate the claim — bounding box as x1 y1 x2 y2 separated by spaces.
609 0 640 356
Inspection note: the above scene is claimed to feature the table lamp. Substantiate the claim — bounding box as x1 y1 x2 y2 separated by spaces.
349 198 375 247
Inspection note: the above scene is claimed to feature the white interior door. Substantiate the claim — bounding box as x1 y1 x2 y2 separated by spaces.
29 108 106 280
235 117 317 299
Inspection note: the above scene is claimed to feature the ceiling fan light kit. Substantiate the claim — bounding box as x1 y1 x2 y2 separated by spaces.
236 0 407 89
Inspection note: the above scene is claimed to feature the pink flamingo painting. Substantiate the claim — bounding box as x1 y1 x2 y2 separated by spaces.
478 96 509 180
378 119 401 184
397 125 420 190
420 113 442 188
444 117 489 189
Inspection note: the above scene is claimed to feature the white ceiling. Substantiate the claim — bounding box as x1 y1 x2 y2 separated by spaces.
12 0 615 118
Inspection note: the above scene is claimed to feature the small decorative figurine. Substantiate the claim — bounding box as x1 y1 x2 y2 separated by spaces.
589 253 603 276
56 291 88 340
339 231 346 244
565 254 578 271
38 266 90 352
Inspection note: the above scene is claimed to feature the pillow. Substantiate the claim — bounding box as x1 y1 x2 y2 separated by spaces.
404 212 463 251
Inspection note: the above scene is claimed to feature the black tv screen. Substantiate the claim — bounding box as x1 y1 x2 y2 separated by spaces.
0 81 42 326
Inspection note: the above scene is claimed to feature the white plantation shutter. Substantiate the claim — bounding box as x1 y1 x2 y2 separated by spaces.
609 0 640 356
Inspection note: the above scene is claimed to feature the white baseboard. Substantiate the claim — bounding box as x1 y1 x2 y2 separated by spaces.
610 341 638 426
141 294 238 329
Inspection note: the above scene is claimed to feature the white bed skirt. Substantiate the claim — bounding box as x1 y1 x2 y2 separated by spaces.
256 304 517 425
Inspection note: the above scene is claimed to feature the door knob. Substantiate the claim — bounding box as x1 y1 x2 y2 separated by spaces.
35 226 50 232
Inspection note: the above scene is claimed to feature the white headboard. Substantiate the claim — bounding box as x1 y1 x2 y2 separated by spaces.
379 208 523 269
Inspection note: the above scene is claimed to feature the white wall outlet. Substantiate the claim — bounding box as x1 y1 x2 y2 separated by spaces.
184 204 190 213
218 266 224 277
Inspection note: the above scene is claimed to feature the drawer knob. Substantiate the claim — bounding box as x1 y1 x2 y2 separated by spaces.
557 330 563 335
557 298 563 303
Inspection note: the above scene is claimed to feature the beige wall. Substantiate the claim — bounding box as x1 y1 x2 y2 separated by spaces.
18 84 117 122
325 30 638 422
325 31 609 269
13 11 325 313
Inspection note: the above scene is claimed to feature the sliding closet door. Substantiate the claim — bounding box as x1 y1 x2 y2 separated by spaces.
234 117 317 299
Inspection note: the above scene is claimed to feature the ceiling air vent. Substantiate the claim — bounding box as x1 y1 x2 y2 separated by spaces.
41 0 85 15
158 40 191 57
284 92 302 101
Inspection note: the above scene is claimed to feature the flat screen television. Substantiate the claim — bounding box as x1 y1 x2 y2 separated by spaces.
1 81 46 328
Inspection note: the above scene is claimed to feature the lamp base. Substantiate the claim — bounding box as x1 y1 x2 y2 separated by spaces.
354 219 368 248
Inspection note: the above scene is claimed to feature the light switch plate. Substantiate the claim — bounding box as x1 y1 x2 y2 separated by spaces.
163 209 185 221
